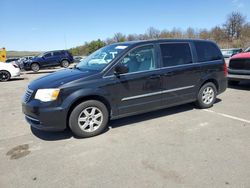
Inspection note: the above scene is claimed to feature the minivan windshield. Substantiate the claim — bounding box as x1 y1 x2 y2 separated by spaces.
76 44 130 71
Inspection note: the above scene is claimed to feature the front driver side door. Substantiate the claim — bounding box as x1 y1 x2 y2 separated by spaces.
105 44 164 117
43 52 54 67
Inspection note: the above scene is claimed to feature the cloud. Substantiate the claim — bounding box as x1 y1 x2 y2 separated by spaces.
232 0 244 9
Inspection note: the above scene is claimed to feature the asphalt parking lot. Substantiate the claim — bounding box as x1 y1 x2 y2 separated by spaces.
0 69 250 188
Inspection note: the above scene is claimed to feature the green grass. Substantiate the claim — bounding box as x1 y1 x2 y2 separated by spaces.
7 51 41 58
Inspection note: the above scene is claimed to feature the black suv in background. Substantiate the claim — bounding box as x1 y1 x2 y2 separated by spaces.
22 39 227 138
23 50 74 72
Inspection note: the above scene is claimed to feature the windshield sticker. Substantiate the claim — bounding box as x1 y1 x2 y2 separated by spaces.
115 46 128 50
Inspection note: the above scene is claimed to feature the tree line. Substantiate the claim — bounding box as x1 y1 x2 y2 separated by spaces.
69 12 250 56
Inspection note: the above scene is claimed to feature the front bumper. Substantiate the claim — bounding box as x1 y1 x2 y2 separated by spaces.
22 100 68 131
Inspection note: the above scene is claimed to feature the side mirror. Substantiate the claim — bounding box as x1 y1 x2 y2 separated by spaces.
114 65 129 76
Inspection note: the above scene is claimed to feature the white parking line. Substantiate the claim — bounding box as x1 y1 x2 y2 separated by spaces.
203 109 250 124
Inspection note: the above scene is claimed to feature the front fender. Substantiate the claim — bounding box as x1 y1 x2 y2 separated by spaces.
60 88 114 115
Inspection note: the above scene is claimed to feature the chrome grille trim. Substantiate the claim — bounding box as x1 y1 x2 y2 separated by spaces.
23 88 33 103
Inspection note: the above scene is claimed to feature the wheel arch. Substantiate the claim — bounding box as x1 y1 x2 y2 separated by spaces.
0 69 11 80
60 59 70 63
66 95 111 128
31 62 40 66
200 78 219 92
0 69 11 74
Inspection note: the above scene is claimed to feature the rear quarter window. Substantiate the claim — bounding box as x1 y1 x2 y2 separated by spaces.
62 51 70 56
160 43 193 67
194 42 222 62
53 51 62 56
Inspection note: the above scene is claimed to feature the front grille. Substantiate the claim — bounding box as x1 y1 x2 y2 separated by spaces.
23 88 33 103
229 58 250 70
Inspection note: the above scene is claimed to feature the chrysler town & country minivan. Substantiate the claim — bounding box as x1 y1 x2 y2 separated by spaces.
22 39 227 138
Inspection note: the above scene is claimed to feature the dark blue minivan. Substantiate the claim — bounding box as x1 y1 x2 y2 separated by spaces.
22 39 227 138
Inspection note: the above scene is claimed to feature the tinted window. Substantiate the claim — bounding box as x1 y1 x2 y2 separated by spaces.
64 51 71 56
44 53 52 58
194 42 222 62
160 43 192 67
120 45 156 73
53 51 62 56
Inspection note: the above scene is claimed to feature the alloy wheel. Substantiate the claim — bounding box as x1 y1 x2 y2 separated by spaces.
202 86 215 105
78 107 103 132
0 71 10 81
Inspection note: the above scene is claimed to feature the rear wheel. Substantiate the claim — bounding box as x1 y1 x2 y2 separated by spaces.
61 60 69 68
0 70 11 82
196 82 217 109
69 100 109 138
31 63 40 72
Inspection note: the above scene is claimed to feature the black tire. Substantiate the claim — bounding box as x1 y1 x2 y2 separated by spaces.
69 100 109 138
61 60 70 68
228 80 240 85
0 70 11 82
196 82 217 109
31 63 40 72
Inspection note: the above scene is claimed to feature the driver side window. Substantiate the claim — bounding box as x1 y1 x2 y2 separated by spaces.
44 53 52 58
120 45 156 73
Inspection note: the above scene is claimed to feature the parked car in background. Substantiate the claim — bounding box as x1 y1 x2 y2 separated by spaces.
228 52 250 85
16 56 34 69
22 39 227 138
23 50 74 72
221 48 243 58
244 47 250 52
0 62 21 81
5 58 20 63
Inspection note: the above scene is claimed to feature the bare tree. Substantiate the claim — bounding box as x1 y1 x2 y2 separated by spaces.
224 12 246 40
185 27 196 38
105 38 115 45
127 34 139 41
240 23 250 47
113 32 126 42
210 26 227 41
171 28 183 38
199 29 210 39
160 30 172 38
146 27 161 39
70 12 250 56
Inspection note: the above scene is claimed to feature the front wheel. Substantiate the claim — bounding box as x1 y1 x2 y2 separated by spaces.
69 100 109 138
0 70 11 82
196 82 217 109
31 63 40 72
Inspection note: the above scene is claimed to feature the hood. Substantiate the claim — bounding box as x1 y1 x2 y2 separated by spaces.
31 56 43 62
231 52 250 59
28 68 98 90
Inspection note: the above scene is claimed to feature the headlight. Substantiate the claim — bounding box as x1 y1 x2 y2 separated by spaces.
35 89 60 102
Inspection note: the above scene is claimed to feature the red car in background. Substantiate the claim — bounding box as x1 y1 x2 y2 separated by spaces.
228 52 250 85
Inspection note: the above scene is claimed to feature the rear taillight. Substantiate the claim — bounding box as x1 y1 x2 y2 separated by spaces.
223 61 228 77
